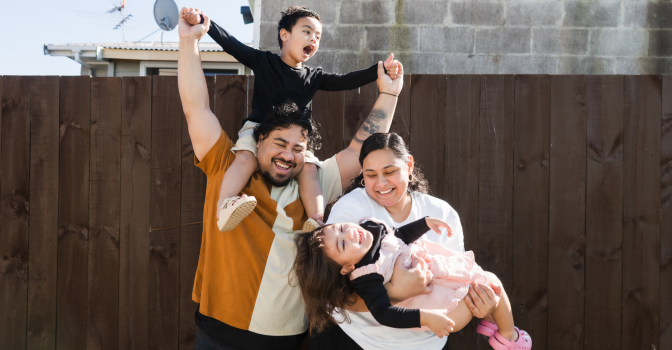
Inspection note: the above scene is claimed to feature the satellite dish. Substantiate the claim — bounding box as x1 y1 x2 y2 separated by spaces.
153 0 179 31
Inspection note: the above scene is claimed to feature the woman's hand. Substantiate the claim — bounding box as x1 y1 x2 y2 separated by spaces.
385 253 433 304
464 283 499 318
420 309 454 338
425 217 453 237
376 60 404 97
179 7 210 41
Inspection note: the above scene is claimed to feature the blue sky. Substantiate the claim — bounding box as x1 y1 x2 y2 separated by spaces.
0 0 253 75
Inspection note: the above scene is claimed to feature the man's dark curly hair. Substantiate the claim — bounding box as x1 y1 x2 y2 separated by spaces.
253 101 322 152
277 5 321 49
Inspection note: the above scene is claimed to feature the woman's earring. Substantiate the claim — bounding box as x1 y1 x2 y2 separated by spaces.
360 178 365 186
408 174 414 182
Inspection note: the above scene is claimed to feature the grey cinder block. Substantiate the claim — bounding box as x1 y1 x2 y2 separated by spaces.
558 57 615 74
451 2 505 27
336 51 377 73
320 26 365 51
648 30 672 56
500 55 557 74
366 26 419 52
398 0 448 25
261 0 289 22
340 0 394 25
476 28 531 54
260 22 279 50
507 2 562 27
307 51 338 72
590 29 648 56
564 2 621 28
445 53 499 74
395 52 445 74
533 28 589 55
615 57 672 74
625 3 672 29
420 27 474 53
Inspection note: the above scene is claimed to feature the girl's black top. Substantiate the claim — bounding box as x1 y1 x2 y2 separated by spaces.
351 218 430 328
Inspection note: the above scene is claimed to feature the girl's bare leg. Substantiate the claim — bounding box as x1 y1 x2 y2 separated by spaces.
445 299 474 333
297 163 324 222
484 272 516 341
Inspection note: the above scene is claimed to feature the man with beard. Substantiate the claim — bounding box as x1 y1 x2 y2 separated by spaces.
177 9 405 350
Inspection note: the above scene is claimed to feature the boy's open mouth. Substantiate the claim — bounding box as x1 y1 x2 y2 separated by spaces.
303 45 314 57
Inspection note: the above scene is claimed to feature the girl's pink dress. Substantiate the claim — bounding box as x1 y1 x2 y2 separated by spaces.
350 232 488 315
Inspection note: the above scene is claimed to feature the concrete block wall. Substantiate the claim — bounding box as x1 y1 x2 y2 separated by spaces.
257 0 672 74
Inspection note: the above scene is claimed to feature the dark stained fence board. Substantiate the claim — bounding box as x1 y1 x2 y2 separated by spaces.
343 83 378 148
512 75 550 348
88 77 122 350
0 76 31 350
547 76 587 350
149 76 182 350
247 75 254 118
119 77 152 350
215 75 247 139
622 75 661 350
178 76 213 349
311 90 344 161
57 76 91 350
661 76 672 350
409 75 447 200
27 76 60 350
389 75 411 144
585 75 623 350
477 75 515 292
444 75 481 349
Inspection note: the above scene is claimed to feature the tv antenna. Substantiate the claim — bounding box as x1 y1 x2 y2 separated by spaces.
109 0 132 41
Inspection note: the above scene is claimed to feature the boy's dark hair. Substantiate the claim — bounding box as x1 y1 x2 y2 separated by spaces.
253 101 322 152
277 5 321 49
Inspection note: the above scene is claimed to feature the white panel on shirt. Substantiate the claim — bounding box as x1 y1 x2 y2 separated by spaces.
326 188 465 350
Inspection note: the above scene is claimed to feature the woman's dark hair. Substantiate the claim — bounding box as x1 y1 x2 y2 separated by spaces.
342 132 429 196
253 101 322 152
291 225 355 335
277 6 321 49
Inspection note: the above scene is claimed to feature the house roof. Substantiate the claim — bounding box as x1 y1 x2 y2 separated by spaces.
44 42 227 52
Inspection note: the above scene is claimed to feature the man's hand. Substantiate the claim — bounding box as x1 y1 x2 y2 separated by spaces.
377 60 403 97
420 309 455 338
383 53 401 80
386 253 433 304
464 283 499 318
179 7 210 41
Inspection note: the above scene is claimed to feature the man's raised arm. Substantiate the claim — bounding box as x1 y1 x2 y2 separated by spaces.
178 8 221 161
335 61 404 188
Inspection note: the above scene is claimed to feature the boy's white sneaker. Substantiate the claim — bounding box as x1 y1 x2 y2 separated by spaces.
302 218 321 233
217 196 257 232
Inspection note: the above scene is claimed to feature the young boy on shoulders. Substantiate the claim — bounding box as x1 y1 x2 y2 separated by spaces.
182 6 400 232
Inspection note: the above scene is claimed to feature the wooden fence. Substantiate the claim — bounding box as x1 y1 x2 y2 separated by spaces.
0 75 670 350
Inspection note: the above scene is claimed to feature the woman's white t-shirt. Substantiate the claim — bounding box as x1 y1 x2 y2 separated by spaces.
326 188 465 350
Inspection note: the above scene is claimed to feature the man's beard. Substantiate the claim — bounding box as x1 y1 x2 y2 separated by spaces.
260 157 298 187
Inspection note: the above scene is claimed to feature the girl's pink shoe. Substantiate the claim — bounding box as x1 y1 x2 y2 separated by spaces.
489 327 532 350
476 320 498 337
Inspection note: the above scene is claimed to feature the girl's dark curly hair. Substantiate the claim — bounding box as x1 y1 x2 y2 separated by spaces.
291 225 355 335
342 132 429 196
277 6 321 49
253 101 322 152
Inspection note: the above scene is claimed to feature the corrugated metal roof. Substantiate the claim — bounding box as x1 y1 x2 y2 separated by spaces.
44 42 246 52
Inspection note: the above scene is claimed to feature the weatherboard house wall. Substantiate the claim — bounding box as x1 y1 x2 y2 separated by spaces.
257 0 672 74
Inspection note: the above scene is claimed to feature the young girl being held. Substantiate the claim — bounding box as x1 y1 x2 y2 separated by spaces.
292 217 532 350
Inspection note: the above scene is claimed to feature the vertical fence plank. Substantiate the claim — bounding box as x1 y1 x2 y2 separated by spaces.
311 90 344 161
512 75 550 347
622 75 661 350
57 76 91 350
409 75 447 199
661 76 672 350
548 76 587 350
119 76 152 350
0 76 30 350
390 75 411 143
343 83 378 148
477 75 515 294
246 75 254 118
178 76 213 349
445 75 481 349
215 75 247 139
149 76 182 350
27 76 59 350
585 75 623 350
88 77 122 350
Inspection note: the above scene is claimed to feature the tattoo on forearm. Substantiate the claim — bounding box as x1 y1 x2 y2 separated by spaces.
353 109 386 144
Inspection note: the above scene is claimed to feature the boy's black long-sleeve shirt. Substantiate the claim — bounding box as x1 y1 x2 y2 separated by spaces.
207 21 379 123
350 218 430 329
